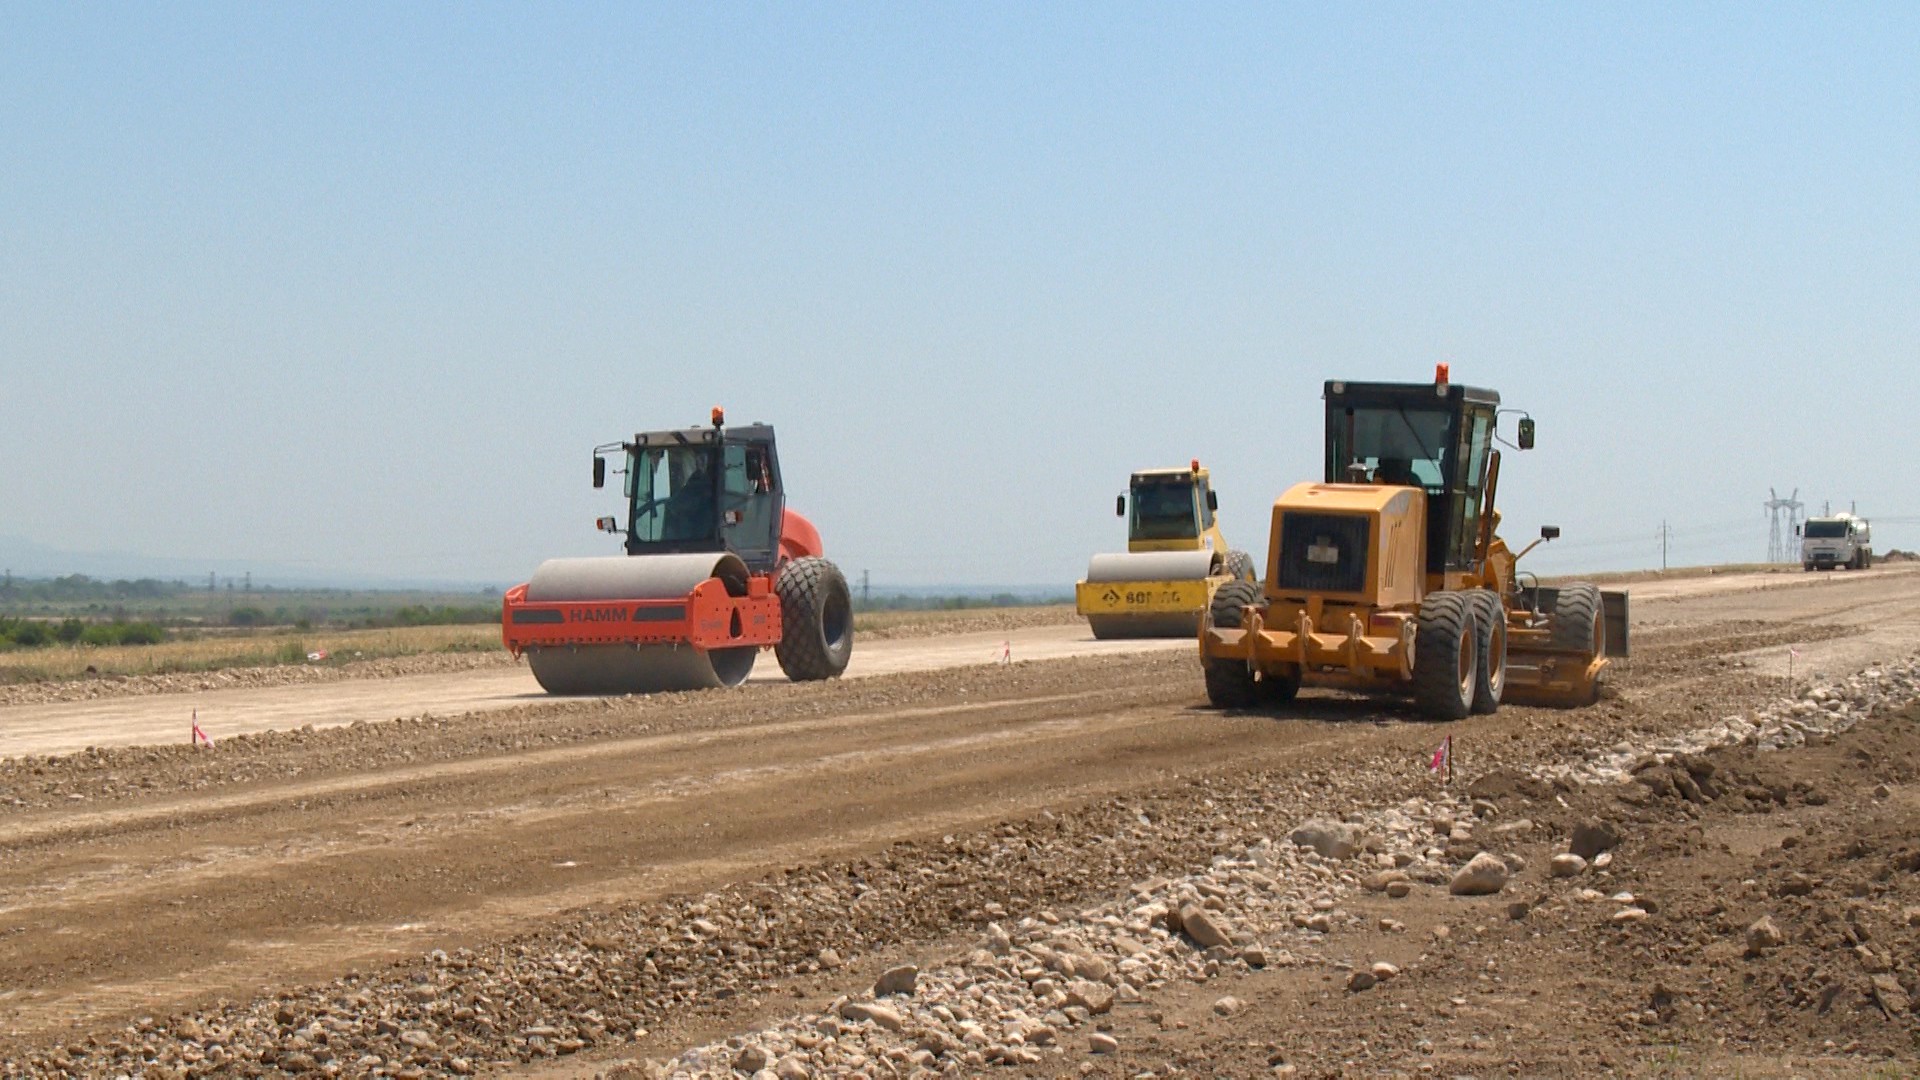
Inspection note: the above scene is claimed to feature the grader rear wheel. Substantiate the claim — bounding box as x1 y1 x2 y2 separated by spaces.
1413 591 1477 720
1467 590 1506 715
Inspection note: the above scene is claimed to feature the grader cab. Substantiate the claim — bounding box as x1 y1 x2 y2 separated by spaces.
1199 368 1626 719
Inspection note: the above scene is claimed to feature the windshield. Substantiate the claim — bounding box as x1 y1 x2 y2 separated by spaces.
1803 520 1849 539
627 445 719 543
1130 480 1199 541
1328 405 1451 489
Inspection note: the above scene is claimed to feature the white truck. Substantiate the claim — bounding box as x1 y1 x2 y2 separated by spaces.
1800 513 1872 571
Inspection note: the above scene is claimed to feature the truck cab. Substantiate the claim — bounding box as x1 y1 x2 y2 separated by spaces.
1800 514 1872 571
1122 464 1228 556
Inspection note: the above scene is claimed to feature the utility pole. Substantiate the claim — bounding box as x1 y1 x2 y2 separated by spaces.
209 571 217 594
861 569 870 604
1656 521 1673 571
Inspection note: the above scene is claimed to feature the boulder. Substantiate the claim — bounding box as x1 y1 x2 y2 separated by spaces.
1449 852 1509 896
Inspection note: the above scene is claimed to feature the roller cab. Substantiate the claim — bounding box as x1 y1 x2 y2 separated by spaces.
503 411 853 695
1200 369 1625 718
1075 463 1256 639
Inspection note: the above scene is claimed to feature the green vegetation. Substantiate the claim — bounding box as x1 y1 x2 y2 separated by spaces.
0 572 502 654
0 615 166 650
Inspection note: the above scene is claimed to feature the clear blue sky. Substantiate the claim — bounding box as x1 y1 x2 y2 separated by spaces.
4 3 1916 586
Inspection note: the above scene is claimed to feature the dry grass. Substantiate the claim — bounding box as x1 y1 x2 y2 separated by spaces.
0 624 501 684
853 604 1080 640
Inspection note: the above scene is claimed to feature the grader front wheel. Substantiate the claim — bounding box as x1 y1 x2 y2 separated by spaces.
1413 591 1477 720
1202 580 1264 709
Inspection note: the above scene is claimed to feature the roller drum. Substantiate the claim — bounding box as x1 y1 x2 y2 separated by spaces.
522 553 758 695
1087 612 1203 639
1081 549 1221 639
1082 550 1219 583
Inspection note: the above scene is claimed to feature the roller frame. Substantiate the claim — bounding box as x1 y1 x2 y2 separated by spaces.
502 575 782 654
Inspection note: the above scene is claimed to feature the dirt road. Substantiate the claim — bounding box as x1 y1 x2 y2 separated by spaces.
5 565 1906 761
0 622 1188 758
1 565 1917 1076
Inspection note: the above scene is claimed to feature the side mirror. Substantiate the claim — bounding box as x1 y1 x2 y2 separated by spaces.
1517 418 1536 450
1206 490 1218 512
1116 495 1126 517
595 515 620 533
1794 524 1802 536
1540 525 1560 540
593 455 607 489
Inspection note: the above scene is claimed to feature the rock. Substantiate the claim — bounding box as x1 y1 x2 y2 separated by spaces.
1449 852 1509 896
839 1002 906 1032
1071 952 1112 982
1089 1033 1119 1054
1064 980 1114 1015
1346 971 1376 992
1178 901 1233 949
1592 852 1613 869
1239 945 1268 968
874 965 918 996
735 1045 771 1073
1548 853 1587 878
1290 820 1361 860
1364 870 1409 892
1212 995 1245 1016
1746 915 1785 955
1370 961 1400 981
1507 900 1532 920
1872 974 1911 1016
774 1056 811 1080
1569 821 1621 860
1386 880 1413 899
816 948 842 970
1612 907 1649 924
985 923 1012 954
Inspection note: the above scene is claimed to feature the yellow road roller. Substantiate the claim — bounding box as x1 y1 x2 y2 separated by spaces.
1199 368 1627 718
1076 461 1256 639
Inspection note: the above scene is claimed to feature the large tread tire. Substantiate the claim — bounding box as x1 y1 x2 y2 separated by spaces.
1202 579 1264 708
1467 590 1506 715
1224 549 1257 583
1413 591 1477 721
774 557 854 681
1549 583 1603 656
1549 582 1604 706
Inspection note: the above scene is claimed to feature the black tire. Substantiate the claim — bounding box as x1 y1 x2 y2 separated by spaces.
774 557 854 681
1549 583 1603 657
1224 549 1257 583
1413 591 1477 720
1467 590 1506 715
1258 669 1301 704
1202 579 1263 708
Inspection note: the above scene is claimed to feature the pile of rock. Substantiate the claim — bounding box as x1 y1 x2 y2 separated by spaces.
1531 655 1920 791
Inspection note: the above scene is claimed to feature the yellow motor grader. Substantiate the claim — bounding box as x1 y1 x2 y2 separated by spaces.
1199 368 1626 719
